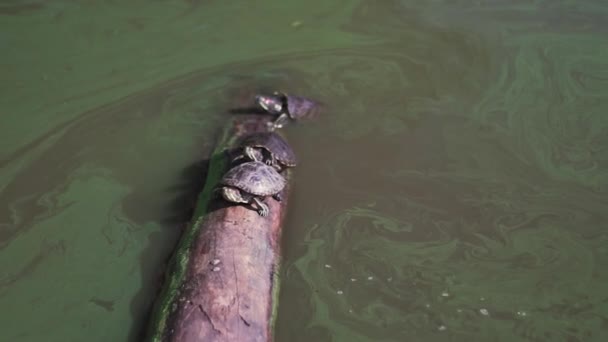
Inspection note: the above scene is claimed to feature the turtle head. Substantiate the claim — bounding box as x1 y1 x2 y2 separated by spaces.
220 186 249 204
255 94 284 115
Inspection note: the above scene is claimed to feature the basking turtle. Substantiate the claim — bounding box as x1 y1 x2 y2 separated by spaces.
234 132 297 172
219 161 285 217
255 91 320 130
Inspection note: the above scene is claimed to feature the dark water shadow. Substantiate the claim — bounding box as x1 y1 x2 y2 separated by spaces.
126 157 211 342
126 140 259 341
161 159 213 226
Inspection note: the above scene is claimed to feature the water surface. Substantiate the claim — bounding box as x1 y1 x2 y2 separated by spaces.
1 1 608 341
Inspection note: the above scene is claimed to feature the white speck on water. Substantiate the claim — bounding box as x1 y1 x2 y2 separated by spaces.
457 309 463 313
480 297 486 301
517 311 527 317
438 325 447 331
211 259 221 266
212 267 221 272
479 308 490 316
337 290 343 295
350 278 357 282
367 276 374 281
425 303 431 308
441 292 449 297
387 277 393 282
324 264 332 269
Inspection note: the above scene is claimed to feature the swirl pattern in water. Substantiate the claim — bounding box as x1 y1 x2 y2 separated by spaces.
274 1 608 341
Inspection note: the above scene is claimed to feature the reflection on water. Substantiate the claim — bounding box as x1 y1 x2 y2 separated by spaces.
2 0 608 341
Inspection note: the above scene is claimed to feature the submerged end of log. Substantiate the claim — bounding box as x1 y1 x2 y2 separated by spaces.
146 116 289 342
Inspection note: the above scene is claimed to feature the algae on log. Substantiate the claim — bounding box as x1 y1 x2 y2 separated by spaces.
146 116 289 342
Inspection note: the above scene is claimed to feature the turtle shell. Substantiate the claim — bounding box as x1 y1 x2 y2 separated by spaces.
285 95 319 120
240 132 297 167
221 161 286 196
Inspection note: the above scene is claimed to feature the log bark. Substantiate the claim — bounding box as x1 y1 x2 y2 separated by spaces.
146 116 288 342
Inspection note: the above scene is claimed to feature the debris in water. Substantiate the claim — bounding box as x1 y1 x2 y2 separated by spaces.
479 308 490 316
438 325 447 331
441 291 449 297
350 278 357 282
337 290 343 295
367 276 374 281
324 264 332 269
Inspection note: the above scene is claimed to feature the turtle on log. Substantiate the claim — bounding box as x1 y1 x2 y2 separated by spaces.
233 132 296 172
218 161 286 216
255 91 320 130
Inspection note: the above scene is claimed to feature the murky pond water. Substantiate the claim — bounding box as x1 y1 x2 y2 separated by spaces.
2 1 608 341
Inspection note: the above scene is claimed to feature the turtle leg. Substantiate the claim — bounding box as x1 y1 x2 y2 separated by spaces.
271 160 283 173
263 152 282 172
272 158 283 173
265 153 277 167
268 112 289 130
274 113 290 128
252 197 269 217
244 146 261 162
260 151 282 171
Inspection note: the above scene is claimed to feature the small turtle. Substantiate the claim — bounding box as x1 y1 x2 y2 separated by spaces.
234 132 297 172
255 91 320 130
219 161 285 216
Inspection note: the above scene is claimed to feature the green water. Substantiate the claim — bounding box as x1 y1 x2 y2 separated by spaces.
2 1 608 341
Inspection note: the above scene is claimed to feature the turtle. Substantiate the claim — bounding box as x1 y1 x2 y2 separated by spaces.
255 91 320 130
233 132 297 172
219 161 286 217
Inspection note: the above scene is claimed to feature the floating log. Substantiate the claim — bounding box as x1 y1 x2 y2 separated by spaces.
146 116 289 342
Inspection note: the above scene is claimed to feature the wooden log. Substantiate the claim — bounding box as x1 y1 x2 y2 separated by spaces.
146 116 289 342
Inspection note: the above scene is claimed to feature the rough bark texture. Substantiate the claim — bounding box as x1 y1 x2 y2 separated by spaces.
146 116 288 342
